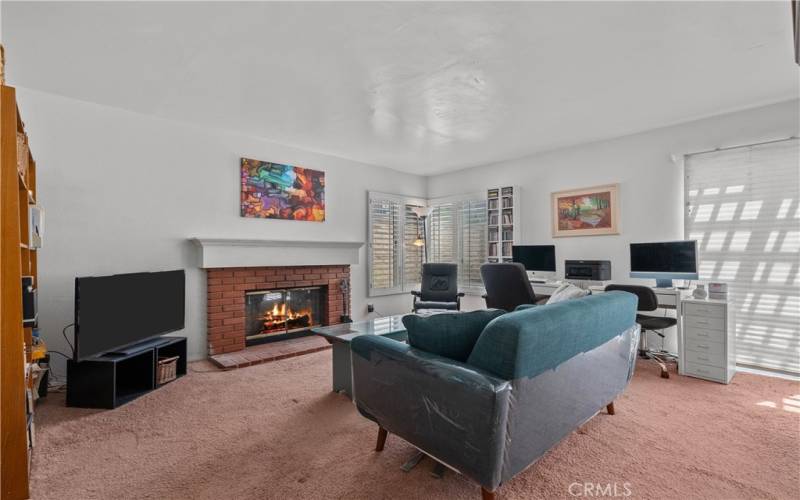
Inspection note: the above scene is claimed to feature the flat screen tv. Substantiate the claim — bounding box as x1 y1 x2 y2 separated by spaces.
629 241 698 287
512 245 556 272
74 270 185 360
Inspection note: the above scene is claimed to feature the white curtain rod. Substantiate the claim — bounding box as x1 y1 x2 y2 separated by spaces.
684 136 798 158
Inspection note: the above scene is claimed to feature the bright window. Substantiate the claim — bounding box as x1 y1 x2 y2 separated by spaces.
367 193 426 296
368 192 487 296
684 138 800 374
428 195 487 292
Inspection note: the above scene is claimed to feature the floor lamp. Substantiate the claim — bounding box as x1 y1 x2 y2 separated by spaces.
411 206 433 263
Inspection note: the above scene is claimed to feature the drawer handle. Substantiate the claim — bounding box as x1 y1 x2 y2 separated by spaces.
696 320 709 324
697 344 709 349
698 356 709 361
696 332 709 337
697 368 708 373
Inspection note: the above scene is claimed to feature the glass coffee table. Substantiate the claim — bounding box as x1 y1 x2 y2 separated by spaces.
311 315 407 398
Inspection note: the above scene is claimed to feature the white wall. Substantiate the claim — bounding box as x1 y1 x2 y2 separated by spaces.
17 85 799 373
428 99 800 316
16 88 427 373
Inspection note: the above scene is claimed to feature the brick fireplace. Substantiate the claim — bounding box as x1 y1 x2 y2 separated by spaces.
206 265 350 356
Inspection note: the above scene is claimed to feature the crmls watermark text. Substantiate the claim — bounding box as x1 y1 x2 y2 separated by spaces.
568 482 633 497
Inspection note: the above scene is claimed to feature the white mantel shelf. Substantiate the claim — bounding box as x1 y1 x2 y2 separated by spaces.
190 238 364 269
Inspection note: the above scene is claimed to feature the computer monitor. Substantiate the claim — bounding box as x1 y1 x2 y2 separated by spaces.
629 240 699 288
512 245 556 275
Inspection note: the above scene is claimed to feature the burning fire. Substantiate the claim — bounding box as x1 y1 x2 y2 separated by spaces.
262 303 313 332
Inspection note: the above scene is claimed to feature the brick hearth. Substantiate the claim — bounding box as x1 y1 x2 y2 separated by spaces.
206 265 350 356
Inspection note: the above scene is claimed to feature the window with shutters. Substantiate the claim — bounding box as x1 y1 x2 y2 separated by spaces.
368 192 488 296
403 204 424 291
428 194 488 293
684 138 800 374
368 193 426 296
429 202 457 264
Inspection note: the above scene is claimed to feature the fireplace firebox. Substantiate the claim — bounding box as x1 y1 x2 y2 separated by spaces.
245 286 325 345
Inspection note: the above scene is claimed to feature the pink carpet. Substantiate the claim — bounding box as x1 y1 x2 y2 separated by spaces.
32 353 799 499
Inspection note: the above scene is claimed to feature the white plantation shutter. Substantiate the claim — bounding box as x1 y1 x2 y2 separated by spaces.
685 138 800 374
403 204 423 291
460 199 488 289
429 196 488 292
368 196 401 294
429 203 457 264
369 192 487 296
368 193 427 296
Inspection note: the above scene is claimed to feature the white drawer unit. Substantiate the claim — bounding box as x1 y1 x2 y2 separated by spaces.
683 315 725 331
683 302 725 319
679 298 735 384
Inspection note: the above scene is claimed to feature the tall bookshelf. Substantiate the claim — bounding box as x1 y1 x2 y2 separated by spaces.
1 82 37 500
487 186 521 263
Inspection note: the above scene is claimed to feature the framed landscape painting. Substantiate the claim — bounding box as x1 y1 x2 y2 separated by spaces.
551 184 619 237
240 158 325 221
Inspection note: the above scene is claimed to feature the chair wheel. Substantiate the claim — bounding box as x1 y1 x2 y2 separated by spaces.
661 370 669 379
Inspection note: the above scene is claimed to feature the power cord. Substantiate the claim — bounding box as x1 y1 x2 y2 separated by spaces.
62 323 75 357
47 350 73 360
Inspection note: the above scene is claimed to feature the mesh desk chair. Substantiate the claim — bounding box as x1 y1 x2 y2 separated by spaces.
605 284 677 378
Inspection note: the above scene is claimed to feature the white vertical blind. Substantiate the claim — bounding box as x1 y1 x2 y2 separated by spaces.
685 138 800 374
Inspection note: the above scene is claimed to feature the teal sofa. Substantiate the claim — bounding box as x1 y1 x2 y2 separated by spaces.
350 291 640 500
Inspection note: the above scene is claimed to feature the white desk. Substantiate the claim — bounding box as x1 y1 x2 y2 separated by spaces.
531 280 610 297
590 285 734 384
589 286 691 372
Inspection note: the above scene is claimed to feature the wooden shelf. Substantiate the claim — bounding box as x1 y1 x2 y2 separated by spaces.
2 83 35 499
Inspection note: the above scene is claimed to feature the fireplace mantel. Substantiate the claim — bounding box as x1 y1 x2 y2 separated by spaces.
190 238 363 268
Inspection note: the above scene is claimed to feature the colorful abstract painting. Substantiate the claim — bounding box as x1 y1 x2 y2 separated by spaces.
551 184 619 237
240 158 325 221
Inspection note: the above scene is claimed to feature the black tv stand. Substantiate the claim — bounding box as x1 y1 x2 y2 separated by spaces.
67 336 187 409
104 337 174 357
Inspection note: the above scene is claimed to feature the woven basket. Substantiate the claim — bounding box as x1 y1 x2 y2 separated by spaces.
16 133 29 178
157 356 179 385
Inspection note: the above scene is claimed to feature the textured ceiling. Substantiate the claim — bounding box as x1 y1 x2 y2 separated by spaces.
3 1 798 174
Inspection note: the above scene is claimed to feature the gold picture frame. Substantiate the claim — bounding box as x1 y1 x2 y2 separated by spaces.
551 184 620 237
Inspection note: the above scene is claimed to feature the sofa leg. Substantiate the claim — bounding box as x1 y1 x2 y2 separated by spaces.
606 402 615 415
481 487 497 500
375 427 388 452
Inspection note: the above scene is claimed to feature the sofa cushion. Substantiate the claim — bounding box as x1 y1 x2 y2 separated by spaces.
402 309 506 362
546 283 590 304
466 291 637 380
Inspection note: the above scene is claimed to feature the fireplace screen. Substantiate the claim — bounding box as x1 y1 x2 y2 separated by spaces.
245 287 324 343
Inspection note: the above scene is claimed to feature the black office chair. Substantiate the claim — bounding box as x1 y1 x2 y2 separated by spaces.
604 284 678 379
411 263 464 312
480 263 540 312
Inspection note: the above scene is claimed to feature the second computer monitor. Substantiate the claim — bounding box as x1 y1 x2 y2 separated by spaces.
512 245 556 272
